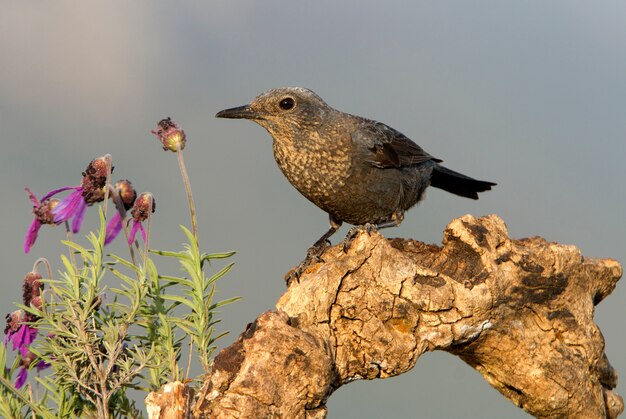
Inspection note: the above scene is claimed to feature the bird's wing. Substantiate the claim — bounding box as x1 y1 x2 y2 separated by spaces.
352 120 441 169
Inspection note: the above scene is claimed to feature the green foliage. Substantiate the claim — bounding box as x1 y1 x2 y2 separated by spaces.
0 210 237 418
152 225 238 373
1 344 50 419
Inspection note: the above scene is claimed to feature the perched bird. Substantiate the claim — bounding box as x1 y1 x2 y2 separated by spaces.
216 87 495 274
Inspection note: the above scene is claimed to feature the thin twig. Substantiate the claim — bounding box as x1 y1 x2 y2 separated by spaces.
33 258 53 281
102 154 112 218
142 195 154 268
64 221 78 280
110 185 137 266
185 339 193 382
176 143 200 380
177 145 198 242
27 384 36 419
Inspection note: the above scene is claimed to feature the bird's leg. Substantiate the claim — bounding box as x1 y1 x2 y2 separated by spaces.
285 216 342 284
342 213 403 252
311 217 343 250
342 223 378 252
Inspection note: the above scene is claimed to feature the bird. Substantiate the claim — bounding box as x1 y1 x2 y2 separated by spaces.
216 87 495 277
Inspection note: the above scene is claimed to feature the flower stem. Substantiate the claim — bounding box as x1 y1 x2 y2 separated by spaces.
176 145 201 381
64 221 77 274
185 337 193 381
33 258 53 280
110 185 137 266
28 384 36 419
102 154 112 217
176 145 198 243
142 195 154 267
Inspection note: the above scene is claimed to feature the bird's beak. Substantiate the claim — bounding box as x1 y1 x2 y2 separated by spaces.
215 105 260 120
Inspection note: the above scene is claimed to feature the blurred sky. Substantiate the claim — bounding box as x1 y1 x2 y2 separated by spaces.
1 2 625 418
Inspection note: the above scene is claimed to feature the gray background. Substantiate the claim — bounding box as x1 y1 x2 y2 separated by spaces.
1 2 625 418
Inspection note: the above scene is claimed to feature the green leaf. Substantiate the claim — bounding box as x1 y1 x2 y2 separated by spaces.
0 374 54 418
179 225 199 254
207 262 235 285
158 275 194 288
109 268 138 287
201 251 236 261
160 295 196 310
149 249 190 260
168 319 196 336
59 254 76 279
210 296 242 310
109 254 141 273
60 239 94 265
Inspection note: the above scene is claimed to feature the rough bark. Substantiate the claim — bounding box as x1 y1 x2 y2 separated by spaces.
146 381 194 419
149 214 623 418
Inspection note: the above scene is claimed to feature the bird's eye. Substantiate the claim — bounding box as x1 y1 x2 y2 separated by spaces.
279 97 295 110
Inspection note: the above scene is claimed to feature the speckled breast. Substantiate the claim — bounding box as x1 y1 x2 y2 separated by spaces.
272 132 352 208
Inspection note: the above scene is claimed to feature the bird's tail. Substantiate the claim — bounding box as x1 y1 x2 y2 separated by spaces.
430 165 496 200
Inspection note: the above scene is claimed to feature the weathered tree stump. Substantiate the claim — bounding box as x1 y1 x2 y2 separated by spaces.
147 214 623 418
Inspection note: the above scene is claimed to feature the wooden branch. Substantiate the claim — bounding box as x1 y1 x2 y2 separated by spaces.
147 214 623 418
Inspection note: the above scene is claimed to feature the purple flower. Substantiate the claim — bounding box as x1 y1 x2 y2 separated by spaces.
128 192 155 244
5 320 37 357
24 186 75 253
22 271 43 310
105 212 124 245
37 359 50 371
52 156 112 234
14 351 50 389
129 218 147 244
104 180 137 245
15 365 28 389
51 186 86 233
5 272 44 355
4 271 49 388
14 325 37 357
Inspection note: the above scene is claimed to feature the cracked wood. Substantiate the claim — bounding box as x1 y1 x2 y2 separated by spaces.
147 214 623 419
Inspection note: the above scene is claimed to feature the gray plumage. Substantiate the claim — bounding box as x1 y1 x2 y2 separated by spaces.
216 87 495 248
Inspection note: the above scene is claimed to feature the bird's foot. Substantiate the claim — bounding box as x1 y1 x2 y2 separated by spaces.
342 223 377 253
284 241 331 285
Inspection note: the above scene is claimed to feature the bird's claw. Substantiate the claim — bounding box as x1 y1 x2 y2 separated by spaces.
311 238 332 250
284 241 330 285
342 223 377 253
284 264 304 286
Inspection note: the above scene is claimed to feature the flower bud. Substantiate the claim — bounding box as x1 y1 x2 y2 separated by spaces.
22 271 43 307
82 156 113 204
20 351 37 368
4 310 25 336
114 179 137 210
30 296 44 311
152 118 186 152
33 199 60 224
131 193 156 222
91 294 103 312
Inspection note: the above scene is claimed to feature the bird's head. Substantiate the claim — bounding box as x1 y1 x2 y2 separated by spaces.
216 87 330 136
